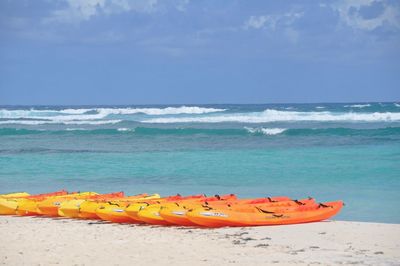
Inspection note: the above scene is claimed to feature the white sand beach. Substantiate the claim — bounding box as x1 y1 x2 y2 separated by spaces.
1 216 399 265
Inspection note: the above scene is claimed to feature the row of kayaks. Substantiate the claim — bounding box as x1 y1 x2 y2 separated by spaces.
0 190 344 227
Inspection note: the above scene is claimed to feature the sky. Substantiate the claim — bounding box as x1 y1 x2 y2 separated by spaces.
0 0 399 105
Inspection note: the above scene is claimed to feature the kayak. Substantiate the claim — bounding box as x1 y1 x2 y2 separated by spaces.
0 198 20 215
15 190 69 216
0 192 30 198
1 190 68 215
78 193 150 219
137 194 238 225
95 201 134 223
93 194 161 223
186 201 343 227
124 194 197 222
37 192 98 217
58 192 125 218
158 197 311 226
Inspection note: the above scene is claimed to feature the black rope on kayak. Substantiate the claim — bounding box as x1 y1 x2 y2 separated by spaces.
215 194 221 200
175 202 180 207
107 202 120 207
318 203 332 208
272 214 284 218
255 207 275 214
294 199 305 205
201 205 213 210
267 197 277 203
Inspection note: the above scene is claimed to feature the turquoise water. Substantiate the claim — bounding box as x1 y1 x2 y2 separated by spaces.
1 103 400 223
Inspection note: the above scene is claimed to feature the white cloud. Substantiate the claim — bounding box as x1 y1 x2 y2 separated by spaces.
332 0 400 31
244 15 270 29
44 0 158 24
243 12 303 30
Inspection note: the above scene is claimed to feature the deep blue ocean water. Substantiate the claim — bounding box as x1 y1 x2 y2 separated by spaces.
1 103 399 223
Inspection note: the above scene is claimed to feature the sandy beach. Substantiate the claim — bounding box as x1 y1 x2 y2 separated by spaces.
1 217 399 266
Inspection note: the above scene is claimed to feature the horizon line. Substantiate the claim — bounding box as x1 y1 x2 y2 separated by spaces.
0 100 399 107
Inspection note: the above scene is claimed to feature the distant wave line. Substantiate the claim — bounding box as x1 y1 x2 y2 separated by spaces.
141 109 400 123
0 106 227 120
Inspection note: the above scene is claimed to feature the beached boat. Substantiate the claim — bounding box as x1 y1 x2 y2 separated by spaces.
159 197 314 226
186 201 343 227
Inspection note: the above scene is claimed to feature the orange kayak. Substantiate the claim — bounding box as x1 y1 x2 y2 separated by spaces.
159 197 312 226
187 201 343 227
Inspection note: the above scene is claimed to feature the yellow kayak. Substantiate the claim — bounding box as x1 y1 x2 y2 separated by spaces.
15 198 41 216
1 194 38 215
79 194 159 219
95 194 161 223
137 204 173 225
0 192 30 198
0 198 21 215
37 192 98 217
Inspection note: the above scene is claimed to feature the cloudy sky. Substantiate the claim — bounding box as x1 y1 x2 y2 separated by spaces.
0 0 399 104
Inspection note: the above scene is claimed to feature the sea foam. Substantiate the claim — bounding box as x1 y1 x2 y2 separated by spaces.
344 104 371 108
244 127 287 135
0 106 225 119
141 109 400 123
0 120 121 125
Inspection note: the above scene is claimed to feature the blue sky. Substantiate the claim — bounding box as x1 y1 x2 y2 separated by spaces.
0 0 399 105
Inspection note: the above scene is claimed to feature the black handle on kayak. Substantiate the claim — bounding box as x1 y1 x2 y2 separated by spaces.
255 206 275 214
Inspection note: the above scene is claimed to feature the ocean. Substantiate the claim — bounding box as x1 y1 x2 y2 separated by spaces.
0 103 399 223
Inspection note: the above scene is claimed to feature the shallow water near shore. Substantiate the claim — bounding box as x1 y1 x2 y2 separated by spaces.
1 103 400 223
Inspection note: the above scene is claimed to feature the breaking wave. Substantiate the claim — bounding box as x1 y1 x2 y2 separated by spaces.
141 109 400 123
344 104 371 108
0 120 121 125
0 106 226 119
244 127 287 135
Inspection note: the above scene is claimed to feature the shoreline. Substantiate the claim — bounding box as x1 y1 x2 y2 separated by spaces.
1 216 399 265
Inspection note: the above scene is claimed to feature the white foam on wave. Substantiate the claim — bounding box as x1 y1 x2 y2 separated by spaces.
316 106 325 109
117 128 135 132
344 104 371 108
0 120 121 125
394 103 400 107
59 108 93 114
0 106 226 120
141 109 400 123
95 106 226 116
244 127 287 135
